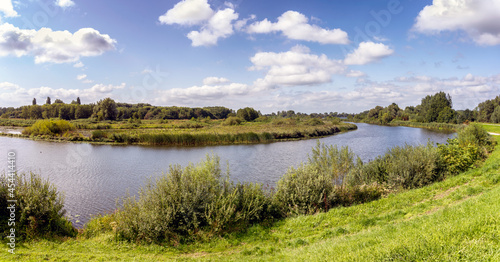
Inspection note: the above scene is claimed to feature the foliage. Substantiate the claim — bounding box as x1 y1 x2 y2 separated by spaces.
23 119 75 136
94 98 118 121
114 155 274 243
236 107 260 122
273 142 383 216
356 143 445 189
0 172 76 240
223 116 242 126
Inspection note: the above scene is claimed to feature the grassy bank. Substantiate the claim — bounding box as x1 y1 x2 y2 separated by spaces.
3 118 357 146
2 131 499 261
348 119 460 132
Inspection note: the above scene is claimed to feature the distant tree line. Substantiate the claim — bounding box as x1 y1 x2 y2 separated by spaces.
0 97 235 121
349 91 498 124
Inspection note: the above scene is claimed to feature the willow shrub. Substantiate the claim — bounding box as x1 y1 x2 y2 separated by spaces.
0 173 76 240
273 142 383 216
22 119 75 136
114 155 274 244
348 143 445 190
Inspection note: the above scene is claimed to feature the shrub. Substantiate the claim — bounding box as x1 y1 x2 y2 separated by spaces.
0 173 76 240
114 155 273 243
438 124 496 175
223 116 242 126
306 118 324 126
352 143 445 189
273 142 373 216
22 119 75 136
272 118 296 126
91 130 107 140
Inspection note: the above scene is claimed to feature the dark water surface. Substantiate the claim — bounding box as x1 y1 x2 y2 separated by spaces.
0 123 455 227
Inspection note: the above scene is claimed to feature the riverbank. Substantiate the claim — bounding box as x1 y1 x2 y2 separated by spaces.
346 119 460 132
4 135 499 261
0 119 357 147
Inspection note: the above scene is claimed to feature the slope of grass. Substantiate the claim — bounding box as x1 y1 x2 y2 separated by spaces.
3 137 499 261
479 123 500 134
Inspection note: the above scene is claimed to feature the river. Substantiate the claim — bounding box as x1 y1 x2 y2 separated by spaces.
0 123 455 227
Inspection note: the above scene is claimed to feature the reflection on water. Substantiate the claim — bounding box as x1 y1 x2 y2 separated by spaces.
0 123 455 227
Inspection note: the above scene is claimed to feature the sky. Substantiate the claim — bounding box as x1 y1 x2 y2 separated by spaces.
0 0 499 113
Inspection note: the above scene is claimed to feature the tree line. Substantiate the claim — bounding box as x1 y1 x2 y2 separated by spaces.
350 91 500 124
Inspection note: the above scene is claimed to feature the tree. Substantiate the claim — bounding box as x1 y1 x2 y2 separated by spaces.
46 97 51 105
491 106 500 123
29 105 42 119
419 92 453 122
54 99 64 104
76 97 81 105
32 98 36 105
94 98 118 120
236 107 259 121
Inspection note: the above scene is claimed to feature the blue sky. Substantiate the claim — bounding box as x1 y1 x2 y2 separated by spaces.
0 0 499 113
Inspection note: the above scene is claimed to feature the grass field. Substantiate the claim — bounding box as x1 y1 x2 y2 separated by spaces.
3 136 499 261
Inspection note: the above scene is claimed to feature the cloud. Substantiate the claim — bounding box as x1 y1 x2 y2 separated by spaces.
413 0 500 45
250 45 346 89
76 74 87 80
0 23 116 63
159 0 238 46
56 0 75 8
187 8 238 46
344 42 394 65
159 0 214 26
0 0 18 18
155 79 252 105
73 61 84 68
0 82 126 106
247 11 349 44
203 76 230 85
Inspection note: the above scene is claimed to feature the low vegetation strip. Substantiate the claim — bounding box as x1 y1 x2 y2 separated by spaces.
5 118 357 146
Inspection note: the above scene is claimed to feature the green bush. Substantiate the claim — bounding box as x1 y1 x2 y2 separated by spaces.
91 130 107 140
0 173 76 240
351 143 445 189
114 155 273 243
223 116 242 126
22 119 75 136
438 124 496 175
272 142 383 216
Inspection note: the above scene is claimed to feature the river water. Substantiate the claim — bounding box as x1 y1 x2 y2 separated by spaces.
0 123 455 227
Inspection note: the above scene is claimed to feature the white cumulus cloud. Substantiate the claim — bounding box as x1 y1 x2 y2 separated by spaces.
413 0 500 45
344 42 394 65
159 0 214 26
250 45 346 89
187 8 238 46
0 23 116 63
159 0 238 46
0 0 18 18
247 11 349 44
56 0 75 8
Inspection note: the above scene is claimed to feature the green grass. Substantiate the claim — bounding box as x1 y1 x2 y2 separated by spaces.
4 138 500 261
479 123 500 134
